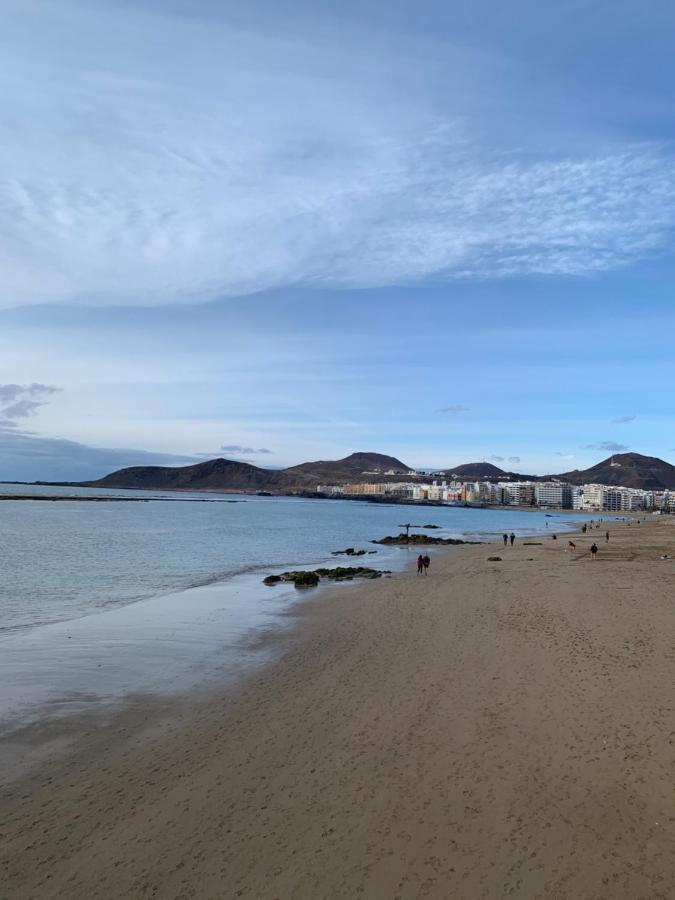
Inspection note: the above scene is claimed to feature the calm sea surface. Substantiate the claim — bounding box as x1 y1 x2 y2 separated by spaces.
0 484 591 734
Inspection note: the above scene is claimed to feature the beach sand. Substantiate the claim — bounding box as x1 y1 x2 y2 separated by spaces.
1 517 673 899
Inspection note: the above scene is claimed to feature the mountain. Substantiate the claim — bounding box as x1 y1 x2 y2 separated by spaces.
442 462 507 479
85 451 675 494
557 453 675 490
88 458 317 493
86 451 412 493
284 452 411 482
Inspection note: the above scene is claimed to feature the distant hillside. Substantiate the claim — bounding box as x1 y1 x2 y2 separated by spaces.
558 453 675 490
86 451 675 494
442 462 507 479
88 458 317 493
285 452 411 482
86 451 412 493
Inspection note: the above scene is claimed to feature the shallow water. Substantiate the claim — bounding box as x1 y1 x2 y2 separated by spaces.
0 484 591 730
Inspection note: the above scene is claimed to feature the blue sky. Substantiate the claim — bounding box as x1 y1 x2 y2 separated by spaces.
1 0 674 480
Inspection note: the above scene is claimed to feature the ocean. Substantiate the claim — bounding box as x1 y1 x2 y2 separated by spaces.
0 484 591 732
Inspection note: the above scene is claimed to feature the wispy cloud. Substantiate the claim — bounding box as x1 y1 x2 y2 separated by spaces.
221 445 273 455
585 441 629 453
2 3 675 309
488 454 521 465
439 405 469 414
611 415 636 424
0 383 60 428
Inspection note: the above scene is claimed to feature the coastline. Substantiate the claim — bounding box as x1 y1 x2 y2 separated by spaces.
0 506 585 739
2 515 673 898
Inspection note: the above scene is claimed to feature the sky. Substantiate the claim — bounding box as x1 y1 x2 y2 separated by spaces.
1 0 674 480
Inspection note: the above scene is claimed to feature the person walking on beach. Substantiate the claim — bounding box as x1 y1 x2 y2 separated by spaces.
503 533 508 546
590 542 598 561
509 533 515 546
422 553 430 575
416 554 424 576
605 530 610 542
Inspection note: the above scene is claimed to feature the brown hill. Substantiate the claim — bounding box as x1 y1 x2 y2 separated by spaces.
88 458 316 493
558 453 675 490
86 451 675 494
86 452 412 493
442 462 507 479
285 452 411 483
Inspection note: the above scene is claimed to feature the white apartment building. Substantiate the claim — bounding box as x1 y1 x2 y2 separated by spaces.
500 482 521 505
581 484 606 510
317 484 344 496
570 486 584 510
535 482 564 507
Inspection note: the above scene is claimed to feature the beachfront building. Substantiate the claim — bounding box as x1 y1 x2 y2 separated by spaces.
500 483 520 505
581 484 606 510
316 480 656 511
605 489 624 512
570 486 584 510
535 482 564 507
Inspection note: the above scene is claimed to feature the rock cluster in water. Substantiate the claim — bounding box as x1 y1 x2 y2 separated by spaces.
263 566 390 588
373 533 477 545
331 547 377 556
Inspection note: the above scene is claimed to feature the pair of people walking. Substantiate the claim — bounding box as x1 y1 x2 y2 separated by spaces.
416 553 430 575
503 533 516 547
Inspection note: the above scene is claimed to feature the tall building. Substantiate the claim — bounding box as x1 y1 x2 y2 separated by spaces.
535 482 564 507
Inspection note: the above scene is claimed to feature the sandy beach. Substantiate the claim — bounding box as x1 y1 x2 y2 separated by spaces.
1 516 673 899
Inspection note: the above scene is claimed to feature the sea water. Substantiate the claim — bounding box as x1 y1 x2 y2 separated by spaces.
0 484 590 731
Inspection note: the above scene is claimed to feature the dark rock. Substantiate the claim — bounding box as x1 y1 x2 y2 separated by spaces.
331 548 368 556
373 533 478 546
263 566 390 587
487 556 502 562
263 575 282 585
314 566 389 580
292 571 320 588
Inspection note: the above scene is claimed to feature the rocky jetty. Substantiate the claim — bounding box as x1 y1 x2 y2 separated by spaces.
263 566 390 588
373 533 478 546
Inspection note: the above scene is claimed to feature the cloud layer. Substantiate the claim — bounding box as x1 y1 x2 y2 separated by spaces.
220 445 272 455
585 441 629 453
2 3 675 309
0 428 198 482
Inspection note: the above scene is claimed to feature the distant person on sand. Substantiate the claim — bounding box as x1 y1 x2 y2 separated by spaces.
417 554 424 576
503 533 508 546
606 531 610 542
590 543 598 560
510 533 515 546
422 554 430 575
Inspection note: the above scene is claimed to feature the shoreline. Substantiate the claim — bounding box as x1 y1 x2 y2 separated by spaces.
3 515 673 897
0 509 588 741
2 478 642 513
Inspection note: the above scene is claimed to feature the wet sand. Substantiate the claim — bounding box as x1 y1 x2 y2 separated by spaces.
1 517 673 899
